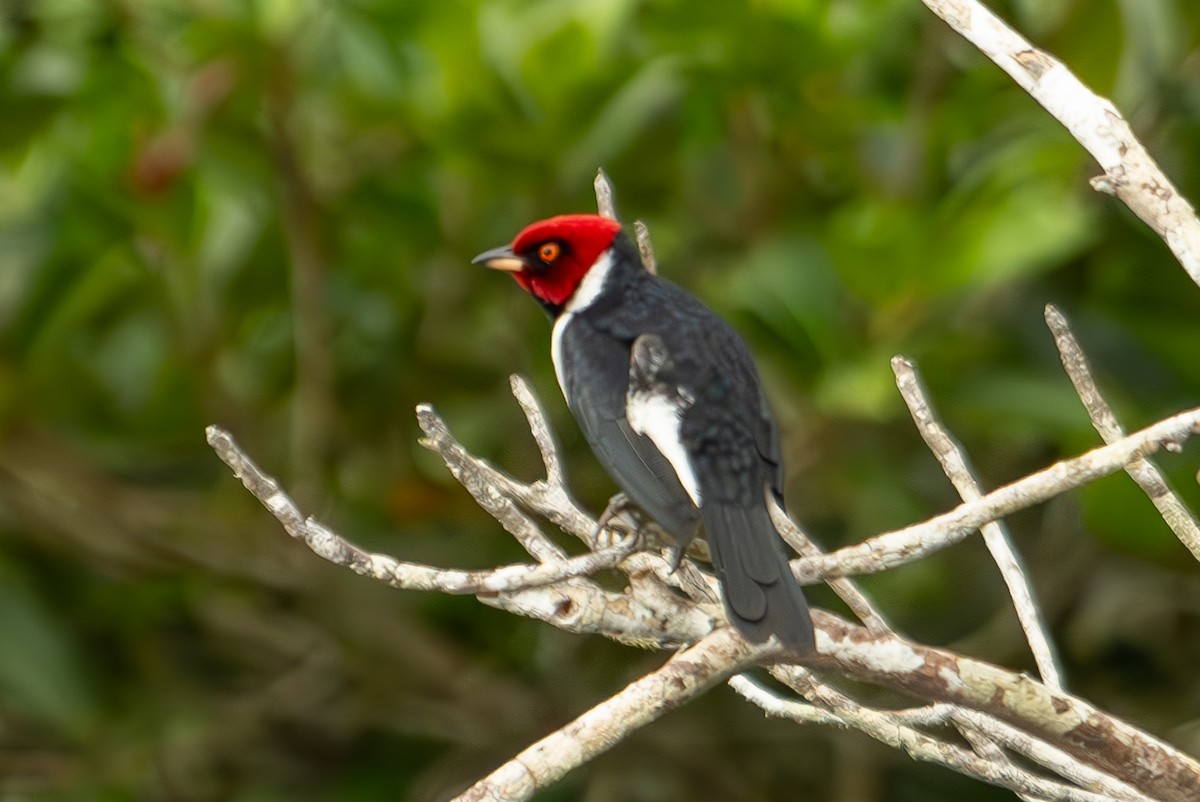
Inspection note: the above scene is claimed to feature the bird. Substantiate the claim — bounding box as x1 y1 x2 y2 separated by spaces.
474 213 814 652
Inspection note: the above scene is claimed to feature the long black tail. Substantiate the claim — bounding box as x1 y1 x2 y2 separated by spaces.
701 501 814 652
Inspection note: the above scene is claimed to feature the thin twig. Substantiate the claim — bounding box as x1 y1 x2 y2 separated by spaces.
206 426 633 593
892 356 1062 689
792 407 1200 582
419 388 600 548
867 701 1147 800
920 0 1200 289
727 675 843 726
634 220 657 275
510 374 565 487
953 724 1045 802
416 404 572 562
767 497 893 636
594 168 618 220
1045 305 1200 563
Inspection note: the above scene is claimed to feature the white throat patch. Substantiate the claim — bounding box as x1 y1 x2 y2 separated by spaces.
564 249 613 315
551 250 614 393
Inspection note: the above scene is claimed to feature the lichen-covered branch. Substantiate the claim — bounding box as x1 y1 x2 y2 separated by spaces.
808 609 1200 802
761 667 1133 802
801 607 1200 802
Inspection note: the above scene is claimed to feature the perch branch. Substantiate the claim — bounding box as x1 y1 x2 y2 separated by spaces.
481 578 715 647
920 0 1200 289
209 378 1200 801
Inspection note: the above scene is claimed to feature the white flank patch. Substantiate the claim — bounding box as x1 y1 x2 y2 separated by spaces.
627 388 702 507
551 250 614 395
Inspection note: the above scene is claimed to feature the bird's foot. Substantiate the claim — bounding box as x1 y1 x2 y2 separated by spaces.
594 492 647 551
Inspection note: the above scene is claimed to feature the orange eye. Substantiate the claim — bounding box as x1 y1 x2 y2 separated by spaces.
538 242 561 263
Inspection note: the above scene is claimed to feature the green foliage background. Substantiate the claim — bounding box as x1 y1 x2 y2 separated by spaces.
1 0 1199 799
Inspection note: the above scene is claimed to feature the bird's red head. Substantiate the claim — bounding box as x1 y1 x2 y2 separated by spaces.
473 214 622 310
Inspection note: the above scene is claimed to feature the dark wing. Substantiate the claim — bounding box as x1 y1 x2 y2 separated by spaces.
556 315 699 537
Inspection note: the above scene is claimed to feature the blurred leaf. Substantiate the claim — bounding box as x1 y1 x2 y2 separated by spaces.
0 557 96 736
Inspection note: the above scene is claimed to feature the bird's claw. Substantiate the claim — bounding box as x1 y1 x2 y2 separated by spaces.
594 492 646 551
662 543 687 573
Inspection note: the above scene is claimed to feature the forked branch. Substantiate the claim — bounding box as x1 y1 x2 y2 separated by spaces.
211 5 1200 791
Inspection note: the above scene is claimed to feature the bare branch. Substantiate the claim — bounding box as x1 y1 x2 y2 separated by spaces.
952 724 1046 802
727 675 843 726
920 0 1200 289
1045 305 1200 562
793 407 1200 582
734 686 1147 797
892 356 1062 690
453 628 770 802
210 385 1200 801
